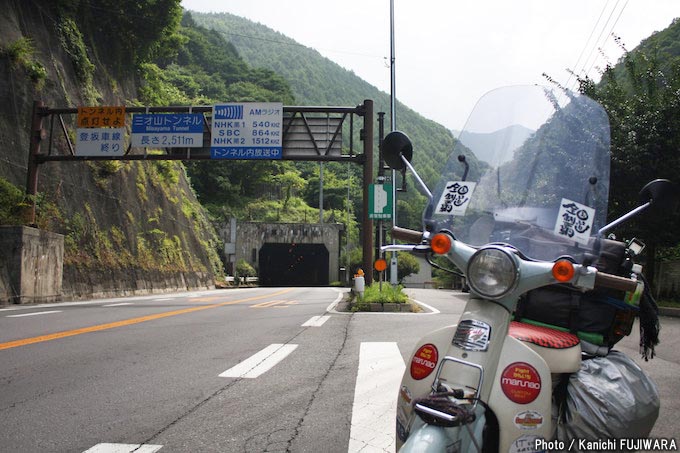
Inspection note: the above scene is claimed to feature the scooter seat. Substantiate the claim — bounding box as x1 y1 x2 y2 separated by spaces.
509 321 581 373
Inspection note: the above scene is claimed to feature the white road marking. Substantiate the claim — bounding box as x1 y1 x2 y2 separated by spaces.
348 342 405 453
103 303 133 307
82 443 162 453
411 298 440 314
219 343 298 379
6 310 62 318
327 289 345 312
152 298 174 301
302 315 330 327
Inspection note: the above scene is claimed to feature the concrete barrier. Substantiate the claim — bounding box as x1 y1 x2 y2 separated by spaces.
0 226 64 304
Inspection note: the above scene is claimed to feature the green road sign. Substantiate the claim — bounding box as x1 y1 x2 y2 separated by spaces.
369 184 393 220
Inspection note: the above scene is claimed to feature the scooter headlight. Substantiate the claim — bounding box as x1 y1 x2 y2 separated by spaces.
467 246 519 299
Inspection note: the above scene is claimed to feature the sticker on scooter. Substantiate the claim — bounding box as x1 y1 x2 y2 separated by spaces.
554 198 595 245
509 434 546 453
514 410 544 430
434 181 476 216
453 319 491 351
410 344 439 380
500 362 541 404
399 385 413 404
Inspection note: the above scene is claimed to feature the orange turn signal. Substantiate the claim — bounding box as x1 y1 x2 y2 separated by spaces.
430 233 452 255
552 259 575 282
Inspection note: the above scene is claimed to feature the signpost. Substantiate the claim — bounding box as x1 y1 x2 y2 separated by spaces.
211 102 283 159
75 106 126 156
131 113 204 148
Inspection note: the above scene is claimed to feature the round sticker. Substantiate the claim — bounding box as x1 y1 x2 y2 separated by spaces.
410 344 438 380
500 362 541 404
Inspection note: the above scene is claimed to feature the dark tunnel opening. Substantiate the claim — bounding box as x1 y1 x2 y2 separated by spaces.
258 243 329 286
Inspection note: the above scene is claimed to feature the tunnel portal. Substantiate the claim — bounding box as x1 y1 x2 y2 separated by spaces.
258 243 330 286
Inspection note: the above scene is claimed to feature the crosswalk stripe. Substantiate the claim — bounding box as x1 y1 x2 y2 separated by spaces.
82 443 162 452
219 343 298 378
6 310 62 318
348 342 405 453
302 315 330 327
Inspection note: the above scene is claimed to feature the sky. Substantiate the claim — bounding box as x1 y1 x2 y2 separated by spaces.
180 0 680 131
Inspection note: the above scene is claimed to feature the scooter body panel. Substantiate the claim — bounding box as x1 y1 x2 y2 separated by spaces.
397 314 557 452
489 335 554 452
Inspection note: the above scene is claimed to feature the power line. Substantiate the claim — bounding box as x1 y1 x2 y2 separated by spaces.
578 0 626 82
584 0 629 77
564 0 610 90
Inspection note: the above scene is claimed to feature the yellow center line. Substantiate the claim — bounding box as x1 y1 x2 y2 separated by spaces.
0 288 294 351
251 300 285 308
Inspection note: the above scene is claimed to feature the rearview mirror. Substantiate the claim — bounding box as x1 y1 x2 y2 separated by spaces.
382 131 413 170
639 179 678 212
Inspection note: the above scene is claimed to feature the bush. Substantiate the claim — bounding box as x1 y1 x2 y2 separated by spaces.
363 282 408 304
235 259 256 278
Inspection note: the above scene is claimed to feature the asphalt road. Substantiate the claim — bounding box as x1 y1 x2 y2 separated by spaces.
0 287 678 452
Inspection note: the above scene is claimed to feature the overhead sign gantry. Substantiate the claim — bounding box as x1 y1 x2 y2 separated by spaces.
25 100 376 284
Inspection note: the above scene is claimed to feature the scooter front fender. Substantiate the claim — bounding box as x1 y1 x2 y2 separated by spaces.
399 410 487 453
399 424 451 453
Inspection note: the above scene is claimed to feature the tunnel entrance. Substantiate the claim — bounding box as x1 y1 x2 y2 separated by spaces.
258 243 330 286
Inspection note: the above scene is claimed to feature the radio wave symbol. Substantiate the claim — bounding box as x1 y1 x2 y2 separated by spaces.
214 105 244 119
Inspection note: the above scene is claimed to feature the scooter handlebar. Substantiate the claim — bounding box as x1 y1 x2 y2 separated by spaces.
392 226 424 244
595 271 637 293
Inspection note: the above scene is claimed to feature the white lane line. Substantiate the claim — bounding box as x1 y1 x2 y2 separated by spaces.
103 302 133 307
301 315 330 327
6 310 62 318
327 289 345 312
82 443 162 452
348 342 405 453
411 298 440 314
219 343 298 379
152 298 174 301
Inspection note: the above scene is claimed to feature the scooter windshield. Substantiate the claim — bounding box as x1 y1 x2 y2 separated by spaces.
425 85 610 263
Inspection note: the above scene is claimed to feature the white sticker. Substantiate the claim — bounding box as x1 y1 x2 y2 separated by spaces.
509 434 545 453
435 181 476 216
554 198 595 245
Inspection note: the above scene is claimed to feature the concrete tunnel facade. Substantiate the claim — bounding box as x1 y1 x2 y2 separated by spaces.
216 219 345 286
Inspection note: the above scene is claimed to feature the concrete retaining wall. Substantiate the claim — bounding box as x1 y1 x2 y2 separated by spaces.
0 225 214 304
0 226 64 304
61 266 213 301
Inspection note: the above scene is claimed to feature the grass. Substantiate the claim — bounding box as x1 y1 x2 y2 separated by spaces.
351 282 409 312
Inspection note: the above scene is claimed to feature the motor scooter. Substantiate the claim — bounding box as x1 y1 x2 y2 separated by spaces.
381 86 675 452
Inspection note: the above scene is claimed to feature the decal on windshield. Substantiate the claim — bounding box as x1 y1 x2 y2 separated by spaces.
554 198 595 245
435 181 476 216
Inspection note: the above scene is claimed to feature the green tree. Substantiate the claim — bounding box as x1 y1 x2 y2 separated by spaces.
395 252 420 283
576 48 680 286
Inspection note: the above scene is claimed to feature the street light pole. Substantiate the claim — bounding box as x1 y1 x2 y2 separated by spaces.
389 0 399 284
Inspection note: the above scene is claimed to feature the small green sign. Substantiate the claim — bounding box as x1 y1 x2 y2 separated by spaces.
369 184 393 220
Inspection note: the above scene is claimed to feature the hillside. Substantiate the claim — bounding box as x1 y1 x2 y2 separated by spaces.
613 17 680 81
189 12 461 228
0 1 225 299
458 124 535 165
